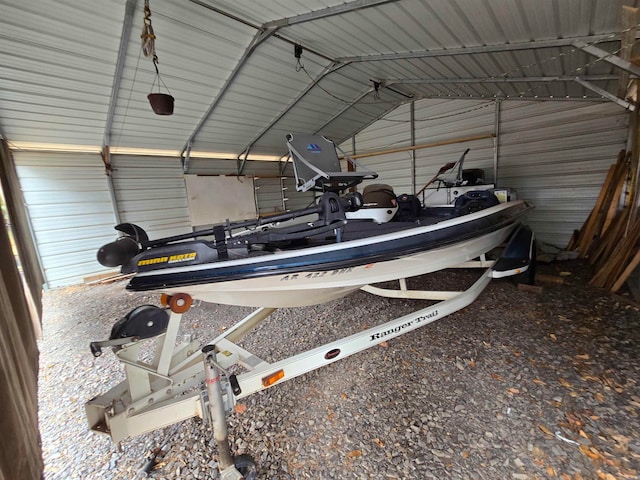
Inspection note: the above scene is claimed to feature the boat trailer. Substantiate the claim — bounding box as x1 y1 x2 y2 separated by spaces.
85 226 534 479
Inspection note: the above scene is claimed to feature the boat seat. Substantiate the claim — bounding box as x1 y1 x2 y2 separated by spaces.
286 133 378 192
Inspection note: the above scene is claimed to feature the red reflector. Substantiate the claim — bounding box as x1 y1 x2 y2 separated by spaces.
324 348 341 360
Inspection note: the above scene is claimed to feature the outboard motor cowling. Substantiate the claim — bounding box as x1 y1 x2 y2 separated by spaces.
454 190 500 216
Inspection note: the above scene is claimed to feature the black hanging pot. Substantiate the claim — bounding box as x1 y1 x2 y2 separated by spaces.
147 92 174 115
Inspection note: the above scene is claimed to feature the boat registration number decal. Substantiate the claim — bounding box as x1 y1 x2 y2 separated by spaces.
280 267 354 281
138 252 197 267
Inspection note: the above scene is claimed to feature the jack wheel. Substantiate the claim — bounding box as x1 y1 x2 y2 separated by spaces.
169 293 193 313
234 454 257 479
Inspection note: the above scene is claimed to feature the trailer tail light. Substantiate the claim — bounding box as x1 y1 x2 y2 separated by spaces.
262 370 285 387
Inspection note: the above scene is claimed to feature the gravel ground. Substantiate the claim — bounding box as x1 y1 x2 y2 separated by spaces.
39 259 640 479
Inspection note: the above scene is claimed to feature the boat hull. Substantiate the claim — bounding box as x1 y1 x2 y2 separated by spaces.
127 200 530 307
159 222 517 307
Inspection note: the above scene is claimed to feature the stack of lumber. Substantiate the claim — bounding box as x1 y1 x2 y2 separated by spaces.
567 150 640 292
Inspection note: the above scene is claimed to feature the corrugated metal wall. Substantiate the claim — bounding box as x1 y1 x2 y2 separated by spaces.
13 152 117 288
347 98 629 250
347 100 498 195
110 155 190 238
498 101 628 249
14 153 315 287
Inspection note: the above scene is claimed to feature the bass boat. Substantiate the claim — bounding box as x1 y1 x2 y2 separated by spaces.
88 133 534 480
98 188 531 307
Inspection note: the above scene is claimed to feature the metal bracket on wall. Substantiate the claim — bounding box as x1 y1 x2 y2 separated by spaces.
237 149 250 176
182 140 192 174
101 145 113 176
574 77 635 110
573 39 640 78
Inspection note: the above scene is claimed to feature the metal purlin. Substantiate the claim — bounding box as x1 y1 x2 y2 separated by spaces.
336 35 623 63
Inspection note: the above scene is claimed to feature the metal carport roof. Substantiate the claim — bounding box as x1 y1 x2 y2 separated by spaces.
1 0 639 164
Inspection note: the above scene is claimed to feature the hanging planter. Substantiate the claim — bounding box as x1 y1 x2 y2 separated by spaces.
142 0 174 115
147 92 174 115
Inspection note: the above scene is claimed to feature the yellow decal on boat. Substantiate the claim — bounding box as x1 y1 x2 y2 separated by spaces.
168 252 197 264
138 256 169 266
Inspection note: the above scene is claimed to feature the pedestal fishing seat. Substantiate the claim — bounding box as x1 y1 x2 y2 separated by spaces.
286 133 377 193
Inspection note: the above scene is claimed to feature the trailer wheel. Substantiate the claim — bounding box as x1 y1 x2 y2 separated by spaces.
234 454 257 479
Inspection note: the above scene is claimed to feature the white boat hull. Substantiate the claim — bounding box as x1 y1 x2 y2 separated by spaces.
160 222 518 307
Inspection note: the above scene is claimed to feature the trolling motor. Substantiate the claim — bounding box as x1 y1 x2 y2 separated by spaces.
89 305 169 357
97 223 149 268
96 191 364 271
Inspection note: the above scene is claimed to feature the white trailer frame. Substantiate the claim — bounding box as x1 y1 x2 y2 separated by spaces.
86 227 533 479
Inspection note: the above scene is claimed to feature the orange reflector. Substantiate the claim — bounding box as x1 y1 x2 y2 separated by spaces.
262 369 285 387
169 292 193 313
160 293 171 307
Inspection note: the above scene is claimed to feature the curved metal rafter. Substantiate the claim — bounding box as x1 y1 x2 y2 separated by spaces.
103 0 138 173
183 0 402 169
236 61 350 174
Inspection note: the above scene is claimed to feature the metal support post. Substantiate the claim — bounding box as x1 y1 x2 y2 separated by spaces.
203 347 243 480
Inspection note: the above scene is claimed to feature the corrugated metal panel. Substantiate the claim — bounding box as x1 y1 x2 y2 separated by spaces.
350 100 496 195
191 37 333 156
498 100 629 249
1 0 636 157
247 64 410 155
13 152 117 288
110 155 190 237
282 176 316 211
254 177 283 215
346 104 415 194
211 0 627 44
209 1 348 25
347 97 629 249
1 0 123 145
109 0 257 151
